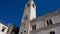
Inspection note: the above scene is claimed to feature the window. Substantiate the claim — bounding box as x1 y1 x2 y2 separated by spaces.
32 4 34 8
47 21 49 25
21 32 23 34
46 19 53 26
27 3 30 8
49 19 52 25
2 27 6 32
2 29 5 32
24 31 26 33
24 15 28 20
24 16 27 19
32 24 36 30
50 31 55 34
7 29 9 32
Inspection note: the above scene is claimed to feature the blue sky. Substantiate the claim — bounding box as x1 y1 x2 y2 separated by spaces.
0 0 60 27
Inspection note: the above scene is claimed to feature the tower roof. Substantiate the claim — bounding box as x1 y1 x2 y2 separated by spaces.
29 0 34 2
29 0 33 1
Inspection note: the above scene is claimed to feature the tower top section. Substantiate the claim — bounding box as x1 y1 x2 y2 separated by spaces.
21 0 36 22
29 0 34 1
25 0 35 9
29 0 34 2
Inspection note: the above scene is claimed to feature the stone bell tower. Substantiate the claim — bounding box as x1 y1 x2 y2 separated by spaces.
22 0 36 22
19 0 36 34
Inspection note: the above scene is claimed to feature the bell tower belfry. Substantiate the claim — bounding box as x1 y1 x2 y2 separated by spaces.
22 0 36 22
19 0 36 34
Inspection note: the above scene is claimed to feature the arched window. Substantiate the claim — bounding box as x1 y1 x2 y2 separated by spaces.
32 4 35 8
32 24 36 30
27 3 30 8
46 19 53 26
50 31 55 34
24 30 26 33
24 15 28 20
2 27 6 32
21 32 23 34
46 21 49 25
49 19 52 25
